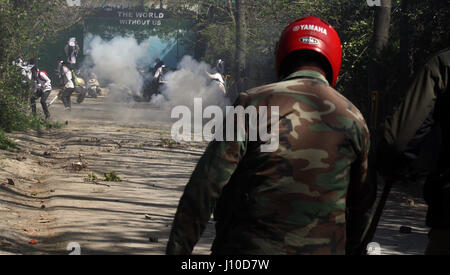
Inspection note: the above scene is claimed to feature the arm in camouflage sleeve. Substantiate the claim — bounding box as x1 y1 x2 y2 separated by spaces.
166 98 248 255
345 118 376 255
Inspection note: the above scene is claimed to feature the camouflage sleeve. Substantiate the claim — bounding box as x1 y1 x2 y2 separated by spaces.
345 117 376 254
166 98 248 255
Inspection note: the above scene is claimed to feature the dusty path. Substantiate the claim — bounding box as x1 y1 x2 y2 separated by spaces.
372 181 429 255
0 95 214 255
0 93 429 255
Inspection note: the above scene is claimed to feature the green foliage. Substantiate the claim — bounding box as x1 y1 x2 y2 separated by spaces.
104 171 122 182
160 137 179 148
84 172 100 182
0 0 87 64
0 64 32 132
0 0 85 135
180 0 448 119
0 129 17 151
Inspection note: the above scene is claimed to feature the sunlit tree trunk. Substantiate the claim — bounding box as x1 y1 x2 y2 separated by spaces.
362 0 392 255
234 0 247 98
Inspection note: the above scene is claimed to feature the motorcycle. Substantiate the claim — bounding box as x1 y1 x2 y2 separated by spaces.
86 76 102 98
73 73 87 103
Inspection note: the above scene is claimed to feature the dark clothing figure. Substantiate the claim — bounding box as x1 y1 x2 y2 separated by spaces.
61 87 75 109
30 89 51 119
378 48 450 254
151 59 164 75
149 64 168 97
56 59 65 88
143 59 165 100
64 38 80 70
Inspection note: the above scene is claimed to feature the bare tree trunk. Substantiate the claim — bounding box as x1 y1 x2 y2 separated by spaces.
227 0 236 26
362 0 392 255
234 0 247 98
400 0 412 91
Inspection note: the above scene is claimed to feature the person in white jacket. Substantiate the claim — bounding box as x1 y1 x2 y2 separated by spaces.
60 61 75 110
13 58 34 99
30 66 52 119
206 70 226 95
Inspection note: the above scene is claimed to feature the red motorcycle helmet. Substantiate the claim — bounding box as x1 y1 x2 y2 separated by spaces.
275 16 342 87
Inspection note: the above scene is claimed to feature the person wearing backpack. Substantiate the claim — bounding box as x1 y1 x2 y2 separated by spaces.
30 66 52 120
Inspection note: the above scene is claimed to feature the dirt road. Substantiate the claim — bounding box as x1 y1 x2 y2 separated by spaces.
0 95 215 255
0 94 429 255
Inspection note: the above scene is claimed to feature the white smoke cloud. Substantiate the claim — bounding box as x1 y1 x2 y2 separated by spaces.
151 55 231 111
85 35 160 99
150 56 232 140
82 36 232 127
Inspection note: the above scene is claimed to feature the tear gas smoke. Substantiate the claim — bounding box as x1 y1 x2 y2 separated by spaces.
151 55 231 111
83 36 232 126
84 35 160 100
150 56 232 141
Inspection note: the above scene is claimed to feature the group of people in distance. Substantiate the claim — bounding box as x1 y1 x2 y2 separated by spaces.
13 37 82 119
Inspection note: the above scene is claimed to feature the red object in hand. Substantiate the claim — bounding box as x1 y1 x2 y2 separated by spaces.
29 239 37 245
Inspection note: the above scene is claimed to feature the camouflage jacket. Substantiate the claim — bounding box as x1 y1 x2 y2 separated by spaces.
166 70 374 255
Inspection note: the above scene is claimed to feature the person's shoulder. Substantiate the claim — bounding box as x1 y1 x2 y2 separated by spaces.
245 79 302 98
431 47 450 61
243 78 341 105
434 48 450 70
421 48 450 71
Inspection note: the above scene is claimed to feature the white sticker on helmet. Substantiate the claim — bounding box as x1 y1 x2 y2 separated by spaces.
300 37 319 45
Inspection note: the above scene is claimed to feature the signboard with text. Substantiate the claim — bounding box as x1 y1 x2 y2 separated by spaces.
84 7 195 68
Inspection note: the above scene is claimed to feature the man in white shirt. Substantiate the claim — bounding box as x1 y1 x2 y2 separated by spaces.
59 61 76 111
206 71 227 95
153 64 168 84
30 66 52 119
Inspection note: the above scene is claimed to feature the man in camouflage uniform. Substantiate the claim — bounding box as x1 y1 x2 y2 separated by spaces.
378 48 450 254
166 16 375 255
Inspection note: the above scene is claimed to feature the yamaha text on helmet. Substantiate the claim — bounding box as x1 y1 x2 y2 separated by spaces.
275 16 342 87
